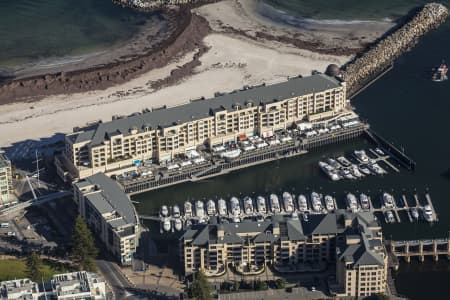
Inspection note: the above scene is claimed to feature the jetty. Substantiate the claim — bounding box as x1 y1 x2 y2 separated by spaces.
387 234 450 263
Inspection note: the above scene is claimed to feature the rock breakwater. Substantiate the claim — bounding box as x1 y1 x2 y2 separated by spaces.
343 3 449 96
114 0 218 11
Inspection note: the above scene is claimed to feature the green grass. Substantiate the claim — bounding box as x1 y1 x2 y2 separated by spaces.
0 258 73 281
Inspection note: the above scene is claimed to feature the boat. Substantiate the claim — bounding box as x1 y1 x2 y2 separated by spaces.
218 199 227 216
385 211 395 223
336 156 352 167
310 192 322 212
359 194 370 210
269 194 281 213
291 211 299 220
432 62 448 82
297 195 308 213
346 193 358 211
243 197 254 215
422 205 433 222
230 197 241 216
302 213 309 222
162 218 171 231
318 161 341 181
410 207 419 220
174 219 183 231
184 201 193 218
359 164 372 176
350 165 364 178
206 200 216 216
383 193 395 208
160 205 169 217
324 195 335 211
256 196 267 214
172 205 181 218
375 148 385 156
195 201 205 218
368 163 386 175
220 149 241 160
282 192 295 213
339 169 355 180
326 158 341 169
354 150 369 162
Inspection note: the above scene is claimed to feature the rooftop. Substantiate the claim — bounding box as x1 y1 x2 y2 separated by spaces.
0 152 11 169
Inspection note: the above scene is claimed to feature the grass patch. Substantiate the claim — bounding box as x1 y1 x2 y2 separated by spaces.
0 258 73 281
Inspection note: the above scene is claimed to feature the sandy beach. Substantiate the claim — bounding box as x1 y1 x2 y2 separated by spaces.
0 0 395 150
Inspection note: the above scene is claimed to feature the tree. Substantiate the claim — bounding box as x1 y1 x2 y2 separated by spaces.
25 252 43 282
275 278 286 289
191 270 213 300
71 215 98 272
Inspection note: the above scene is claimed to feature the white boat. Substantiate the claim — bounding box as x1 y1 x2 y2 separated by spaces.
354 150 369 163
269 194 281 213
346 193 358 211
375 148 385 156
230 197 241 216
302 213 309 222
337 156 352 167
291 211 299 220
310 192 322 212
410 208 419 220
318 161 341 181
163 218 171 232
422 205 433 222
340 169 355 180
173 205 181 218
324 195 335 211
243 197 254 215
385 211 395 223
207 200 216 216
184 201 192 218
220 149 241 159
326 158 341 169
297 195 308 213
359 194 370 210
383 193 395 208
256 196 267 214
218 199 227 216
160 205 169 217
350 165 364 178
359 164 372 175
174 219 183 231
368 163 385 175
195 201 205 218
282 192 295 213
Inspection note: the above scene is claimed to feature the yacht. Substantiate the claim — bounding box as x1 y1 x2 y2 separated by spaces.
269 194 281 213
410 207 419 220
172 205 181 218
302 213 309 222
359 194 370 210
383 193 395 208
243 197 254 215
162 218 171 232
195 201 205 218
368 163 386 175
318 161 341 181
346 193 358 211
184 201 193 218
174 219 183 231
359 164 372 176
375 148 385 156
206 200 216 216
337 156 352 167
310 192 322 213
385 211 395 223
324 195 335 211
282 192 295 213
350 165 364 178
291 211 299 220
326 158 341 169
422 205 433 222
218 198 227 216
160 205 169 217
354 150 369 163
256 196 267 214
297 195 309 213
230 197 241 216
339 169 355 180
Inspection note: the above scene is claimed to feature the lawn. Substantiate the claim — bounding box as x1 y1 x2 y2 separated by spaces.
0 258 73 281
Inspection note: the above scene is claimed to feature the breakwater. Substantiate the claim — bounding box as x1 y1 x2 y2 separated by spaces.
113 0 218 11
343 3 449 96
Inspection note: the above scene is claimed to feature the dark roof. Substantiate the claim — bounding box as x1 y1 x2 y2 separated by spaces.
302 214 339 235
68 74 341 146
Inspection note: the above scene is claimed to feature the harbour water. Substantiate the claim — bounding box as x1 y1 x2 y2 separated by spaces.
132 3 450 298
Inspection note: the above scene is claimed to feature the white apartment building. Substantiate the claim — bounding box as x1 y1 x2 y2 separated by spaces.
0 152 16 208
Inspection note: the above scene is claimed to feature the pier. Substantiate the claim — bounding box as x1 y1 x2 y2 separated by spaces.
387 234 450 263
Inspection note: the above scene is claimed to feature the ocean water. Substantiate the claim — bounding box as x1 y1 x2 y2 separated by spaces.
0 0 154 72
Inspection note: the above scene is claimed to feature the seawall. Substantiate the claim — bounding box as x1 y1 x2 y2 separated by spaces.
343 3 449 96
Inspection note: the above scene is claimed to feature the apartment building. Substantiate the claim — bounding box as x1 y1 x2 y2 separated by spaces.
0 278 39 300
62 74 346 179
0 152 15 208
180 211 387 297
73 173 140 265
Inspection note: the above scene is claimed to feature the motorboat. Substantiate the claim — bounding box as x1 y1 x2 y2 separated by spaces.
291 212 299 220
422 205 433 222
195 201 205 218
326 158 341 169
282 192 295 213
336 156 352 167
318 161 341 181
174 219 183 231
206 200 216 216
160 205 169 217
359 194 370 210
354 150 369 163
162 218 171 231
368 163 386 175
310 192 322 213
256 196 267 214
346 193 358 211
184 201 193 218
172 205 181 218
324 195 335 211
383 193 395 208
410 207 419 220
297 195 308 213
375 148 385 156
350 165 364 178
243 197 254 215
339 169 355 180
230 197 241 216
302 213 309 222
385 211 395 223
269 194 281 213
218 198 227 216
359 164 372 176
